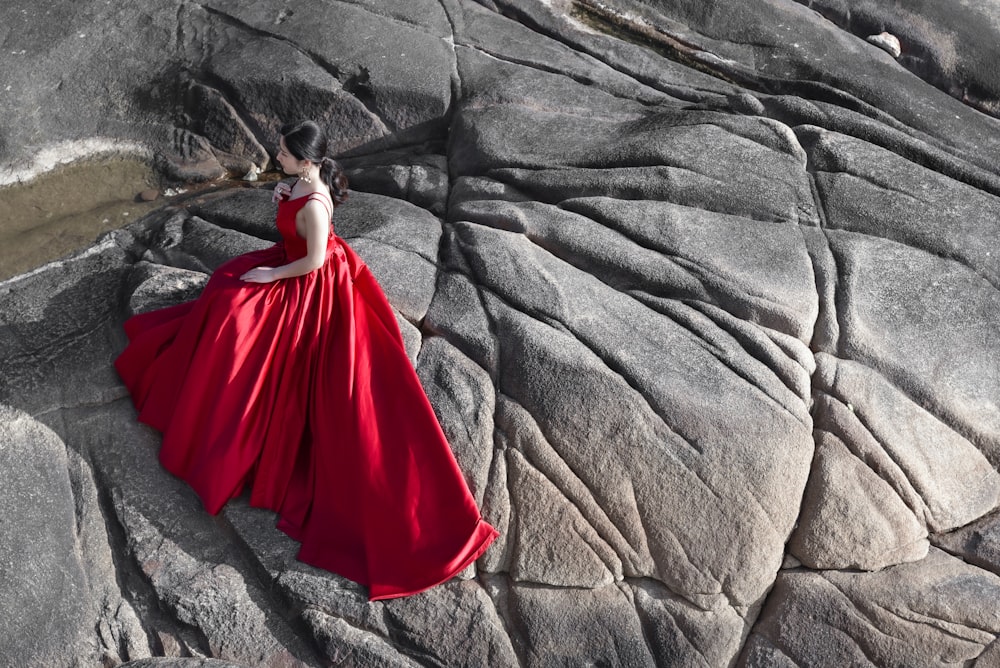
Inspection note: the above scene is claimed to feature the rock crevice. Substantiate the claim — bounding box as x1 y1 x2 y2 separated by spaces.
2 0 1000 665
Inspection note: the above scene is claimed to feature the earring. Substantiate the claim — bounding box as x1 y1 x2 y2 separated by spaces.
298 164 312 183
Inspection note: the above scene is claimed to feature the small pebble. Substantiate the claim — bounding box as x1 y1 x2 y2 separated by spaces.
139 189 160 202
866 31 901 58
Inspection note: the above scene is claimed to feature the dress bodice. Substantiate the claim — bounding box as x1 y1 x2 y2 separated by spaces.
276 192 334 261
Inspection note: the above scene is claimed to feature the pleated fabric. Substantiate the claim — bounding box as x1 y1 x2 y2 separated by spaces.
115 194 498 600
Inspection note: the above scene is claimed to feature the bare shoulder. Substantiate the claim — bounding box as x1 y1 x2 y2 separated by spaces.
301 189 333 221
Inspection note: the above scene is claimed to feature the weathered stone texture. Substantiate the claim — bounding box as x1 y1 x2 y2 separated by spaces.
2 0 1000 665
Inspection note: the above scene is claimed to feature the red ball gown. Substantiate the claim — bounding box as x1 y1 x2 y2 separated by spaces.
115 190 499 601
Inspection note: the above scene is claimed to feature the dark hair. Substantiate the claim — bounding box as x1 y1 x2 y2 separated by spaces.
280 120 349 206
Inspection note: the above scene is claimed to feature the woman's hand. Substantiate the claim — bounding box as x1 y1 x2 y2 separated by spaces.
272 181 293 203
241 267 278 283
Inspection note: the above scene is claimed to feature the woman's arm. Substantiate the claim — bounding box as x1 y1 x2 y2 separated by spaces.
241 200 330 283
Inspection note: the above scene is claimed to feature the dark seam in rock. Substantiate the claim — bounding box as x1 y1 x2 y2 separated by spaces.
182 77 272 166
792 222 823 344
479 267 707 457
811 579 893 666
32 391 132 420
209 512 332 665
91 458 205 657
478 573 532 668
797 131 845 358
433 0 463 113
569 509 621 581
629 293 814 433
743 69 939 150
623 575 730 605
522 207 721 297
620 478 656 577
658 523 734 611
514 445 622 579
489 167 802 224
819 575 919 644
567 0 740 86
692 115 812 161
669 304 810 429
491 199 807 329
834 168 938 208
811 171 1000 292
450 239 504 386
736 573 803 664
869 598 995 643
497 389 647 569
628 579 718 666
692 294 815 388
296 602 396 653
196 2 395 133
330 0 446 35
459 96 647 123
929 518 1000 579
813 389 932 526
347 234 441 269
488 0 728 104
458 42 669 108
801 108 1000 198
610 582 660 665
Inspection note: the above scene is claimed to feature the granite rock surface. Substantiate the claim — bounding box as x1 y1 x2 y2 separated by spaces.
2 0 1000 666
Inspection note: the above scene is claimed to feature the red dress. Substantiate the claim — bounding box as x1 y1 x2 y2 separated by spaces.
115 191 499 601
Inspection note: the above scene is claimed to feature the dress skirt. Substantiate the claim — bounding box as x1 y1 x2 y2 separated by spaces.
115 222 498 601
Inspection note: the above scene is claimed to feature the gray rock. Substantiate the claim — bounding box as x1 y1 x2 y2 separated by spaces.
790 351 1000 571
184 82 270 175
194 21 388 156
0 0 456 182
188 188 284 242
497 579 657 667
823 228 1000 465
631 578 746 668
0 231 137 415
343 152 450 215
789 429 929 571
415 336 496 503
335 192 442 323
0 405 148 665
197 0 454 135
741 548 1000 666
142 211 272 275
110 490 312 665
804 0 1000 115
801 127 1000 285
976 638 1000 668
3 0 1000 665
63 396 323 666
127 261 209 315
542 0 1000 175
0 405 95 665
486 0 738 104
934 511 1000 576
455 0 672 106
121 660 245 668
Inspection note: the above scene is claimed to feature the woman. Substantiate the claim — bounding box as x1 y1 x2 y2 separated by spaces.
115 120 498 601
